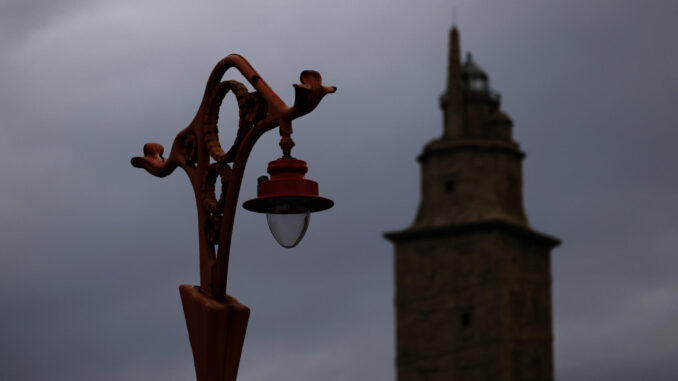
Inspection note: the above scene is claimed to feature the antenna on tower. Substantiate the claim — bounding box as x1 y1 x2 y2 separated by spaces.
452 6 458 26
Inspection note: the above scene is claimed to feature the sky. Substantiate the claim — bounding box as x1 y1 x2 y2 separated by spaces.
1 0 677 380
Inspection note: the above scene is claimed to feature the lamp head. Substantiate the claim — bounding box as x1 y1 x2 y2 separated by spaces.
243 157 333 248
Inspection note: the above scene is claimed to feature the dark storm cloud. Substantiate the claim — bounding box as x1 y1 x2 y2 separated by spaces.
1 0 677 380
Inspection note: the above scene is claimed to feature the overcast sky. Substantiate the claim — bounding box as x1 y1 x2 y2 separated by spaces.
1 1 677 380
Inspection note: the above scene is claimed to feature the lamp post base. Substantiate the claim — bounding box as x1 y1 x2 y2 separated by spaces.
179 285 250 381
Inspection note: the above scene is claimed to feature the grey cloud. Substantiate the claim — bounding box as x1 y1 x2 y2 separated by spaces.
0 0 102 43
1 0 677 380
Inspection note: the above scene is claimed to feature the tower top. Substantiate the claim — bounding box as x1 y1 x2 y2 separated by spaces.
462 52 490 93
462 53 487 77
440 26 505 140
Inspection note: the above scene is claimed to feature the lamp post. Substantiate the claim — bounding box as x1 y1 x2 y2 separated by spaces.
131 54 335 381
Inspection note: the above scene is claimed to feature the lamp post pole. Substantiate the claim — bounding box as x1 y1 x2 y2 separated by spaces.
131 54 335 381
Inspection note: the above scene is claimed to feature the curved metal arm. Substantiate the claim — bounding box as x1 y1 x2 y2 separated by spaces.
132 54 335 299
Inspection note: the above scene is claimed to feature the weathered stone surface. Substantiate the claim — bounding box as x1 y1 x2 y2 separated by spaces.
385 26 560 381
391 229 556 381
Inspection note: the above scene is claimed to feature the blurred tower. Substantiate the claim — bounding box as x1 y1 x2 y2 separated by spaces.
385 26 560 381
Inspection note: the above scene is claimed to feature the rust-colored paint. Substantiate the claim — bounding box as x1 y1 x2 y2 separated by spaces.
242 157 334 214
131 55 335 381
180 285 249 381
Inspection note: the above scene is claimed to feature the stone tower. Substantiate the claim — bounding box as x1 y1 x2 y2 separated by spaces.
385 26 560 381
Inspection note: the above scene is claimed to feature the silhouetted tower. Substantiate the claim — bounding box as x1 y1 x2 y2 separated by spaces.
385 26 560 381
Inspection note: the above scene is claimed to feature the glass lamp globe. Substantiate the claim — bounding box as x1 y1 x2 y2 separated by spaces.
265 202 310 248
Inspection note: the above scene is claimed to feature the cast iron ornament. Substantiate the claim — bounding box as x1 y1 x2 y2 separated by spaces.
131 54 335 300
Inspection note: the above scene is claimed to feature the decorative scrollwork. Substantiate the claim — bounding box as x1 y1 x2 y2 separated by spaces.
131 54 335 298
208 81 269 164
196 80 267 247
201 162 233 246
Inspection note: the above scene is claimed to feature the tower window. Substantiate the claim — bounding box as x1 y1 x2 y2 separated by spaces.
461 312 472 328
445 179 456 193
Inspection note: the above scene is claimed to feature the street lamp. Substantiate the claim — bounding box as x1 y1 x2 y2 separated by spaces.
131 54 335 381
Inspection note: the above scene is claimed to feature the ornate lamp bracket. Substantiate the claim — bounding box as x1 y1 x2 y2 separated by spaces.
131 54 335 299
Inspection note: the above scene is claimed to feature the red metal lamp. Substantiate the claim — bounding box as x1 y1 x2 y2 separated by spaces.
243 157 333 248
131 54 335 381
